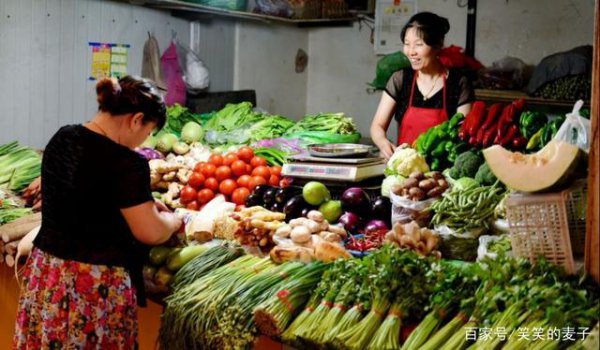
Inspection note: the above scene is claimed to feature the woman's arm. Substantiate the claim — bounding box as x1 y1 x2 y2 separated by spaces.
370 92 398 159
121 201 182 245
457 102 472 116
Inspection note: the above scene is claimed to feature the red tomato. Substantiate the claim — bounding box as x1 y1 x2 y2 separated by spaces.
193 161 206 173
204 177 219 192
180 186 198 204
252 165 271 180
219 179 237 196
200 163 216 178
248 175 267 191
215 165 232 182
186 200 200 211
250 156 267 168
236 174 252 188
208 154 224 167
223 153 238 166
187 172 205 189
236 146 254 162
268 175 280 186
246 164 252 174
230 160 248 177
231 187 250 205
197 188 215 204
270 165 282 177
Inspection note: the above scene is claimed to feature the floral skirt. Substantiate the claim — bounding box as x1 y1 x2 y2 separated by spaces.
13 247 138 350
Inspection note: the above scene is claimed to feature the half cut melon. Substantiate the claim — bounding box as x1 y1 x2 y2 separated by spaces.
483 140 582 193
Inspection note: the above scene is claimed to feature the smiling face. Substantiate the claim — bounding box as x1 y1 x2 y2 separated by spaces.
402 27 439 72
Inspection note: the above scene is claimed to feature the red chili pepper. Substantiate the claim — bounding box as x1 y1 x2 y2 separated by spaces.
500 124 519 147
482 128 497 147
465 101 487 137
481 103 504 130
512 136 527 149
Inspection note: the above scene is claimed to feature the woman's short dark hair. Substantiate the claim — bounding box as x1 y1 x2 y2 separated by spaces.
401 12 450 49
96 75 167 130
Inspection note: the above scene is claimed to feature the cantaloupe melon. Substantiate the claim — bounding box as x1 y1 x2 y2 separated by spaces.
482 140 582 193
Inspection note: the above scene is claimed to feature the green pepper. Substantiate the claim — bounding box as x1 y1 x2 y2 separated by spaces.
430 158 441 171
448 150 458 163
444 140 455 153
423 128 445 153
526 128 544 150
414 132 428 152
449 112 464 129
431 141 447 157
518 111 547 139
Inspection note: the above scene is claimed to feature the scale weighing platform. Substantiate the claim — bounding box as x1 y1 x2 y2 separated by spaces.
282 149 386 183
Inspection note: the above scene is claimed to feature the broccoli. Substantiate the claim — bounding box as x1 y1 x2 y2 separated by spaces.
475 162 498 186
448 150 483 179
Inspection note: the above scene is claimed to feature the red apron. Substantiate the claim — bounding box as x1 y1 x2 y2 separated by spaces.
397 72 448 145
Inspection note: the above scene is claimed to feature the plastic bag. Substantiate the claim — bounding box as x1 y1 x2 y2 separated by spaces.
554 100 591 153
435 225 480 261
476 235 512 261
254 0 294 17
161 41 187 106
369 51 411 90
390 191 436 226
478 56 529 90
175 40 209 92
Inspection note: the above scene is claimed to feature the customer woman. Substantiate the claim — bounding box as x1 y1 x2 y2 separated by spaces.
13 76 182 349
371 12 475 159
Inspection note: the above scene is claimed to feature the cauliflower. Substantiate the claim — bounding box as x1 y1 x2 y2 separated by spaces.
386 147 430 177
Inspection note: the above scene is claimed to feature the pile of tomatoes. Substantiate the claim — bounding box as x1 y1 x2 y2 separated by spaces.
179 146 282 210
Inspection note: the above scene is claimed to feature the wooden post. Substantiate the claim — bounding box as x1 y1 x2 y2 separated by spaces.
585 0 599 282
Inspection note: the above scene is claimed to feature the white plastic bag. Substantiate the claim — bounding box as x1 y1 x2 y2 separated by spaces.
554 100 591 153
390 191 436 226
175 40 209 91
477 234 512 261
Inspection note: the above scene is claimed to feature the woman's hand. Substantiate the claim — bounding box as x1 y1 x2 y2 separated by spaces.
376 139 396 160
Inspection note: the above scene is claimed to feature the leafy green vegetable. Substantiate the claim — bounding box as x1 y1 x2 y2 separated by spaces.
204 102 264 132
165 104 202 135
248 115 295 143
0 141 42 193
285 113 358 135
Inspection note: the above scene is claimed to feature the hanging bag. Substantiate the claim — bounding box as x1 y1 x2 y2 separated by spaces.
161 41 187 106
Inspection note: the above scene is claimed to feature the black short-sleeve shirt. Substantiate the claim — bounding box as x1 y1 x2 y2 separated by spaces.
384 68 475 123
34 125 153 305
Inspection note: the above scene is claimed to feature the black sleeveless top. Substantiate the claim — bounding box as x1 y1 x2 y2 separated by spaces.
34 125 153 306
384 68 475 123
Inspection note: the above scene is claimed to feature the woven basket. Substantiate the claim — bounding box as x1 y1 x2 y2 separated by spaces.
505 180 587 274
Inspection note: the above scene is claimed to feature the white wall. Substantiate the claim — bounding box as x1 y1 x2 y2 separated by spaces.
233 22 309 119
0 0 190 148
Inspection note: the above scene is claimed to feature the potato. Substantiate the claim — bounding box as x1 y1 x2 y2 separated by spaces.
418 179 436 191
391 183 404 195
408 187 425 200
427 186 446 198
409 171 425 180
437 179 449 189
429 171 443 180
402 178 419 189
304 219 321 234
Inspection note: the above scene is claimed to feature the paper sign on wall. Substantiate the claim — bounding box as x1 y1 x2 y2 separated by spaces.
89 42 130 80
374 0 417 55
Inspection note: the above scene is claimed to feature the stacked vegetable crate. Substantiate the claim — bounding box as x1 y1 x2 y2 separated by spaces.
505 180 587 274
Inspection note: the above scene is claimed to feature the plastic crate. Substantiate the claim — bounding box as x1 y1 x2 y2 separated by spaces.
505 180 587 274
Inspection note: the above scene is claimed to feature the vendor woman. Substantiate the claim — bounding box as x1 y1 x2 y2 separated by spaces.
370 12 474 159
